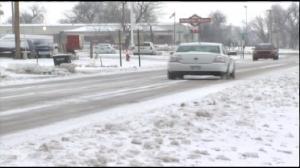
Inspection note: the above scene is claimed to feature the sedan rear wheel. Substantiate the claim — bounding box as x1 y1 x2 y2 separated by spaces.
177 73 184 80
230 68 236 79
168 72 176 80
221 71 230 80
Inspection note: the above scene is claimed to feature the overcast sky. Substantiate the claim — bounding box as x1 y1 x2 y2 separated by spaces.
0 1 295 26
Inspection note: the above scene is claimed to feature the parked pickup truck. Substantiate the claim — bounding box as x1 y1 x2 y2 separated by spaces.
0 34 54 58
252 43 279 61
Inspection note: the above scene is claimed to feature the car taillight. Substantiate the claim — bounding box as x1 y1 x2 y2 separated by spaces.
213 56 226 63
169 55 182 62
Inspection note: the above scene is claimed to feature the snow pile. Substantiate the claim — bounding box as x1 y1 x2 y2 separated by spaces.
279 49 299 54
0 67 298 166
0 66 11 79
0 56 167 85
5 63 75 76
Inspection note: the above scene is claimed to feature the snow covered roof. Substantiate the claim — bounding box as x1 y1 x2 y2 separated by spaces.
180 42 222 46
63 24 172 33
0 34 53 40
64 25 122 32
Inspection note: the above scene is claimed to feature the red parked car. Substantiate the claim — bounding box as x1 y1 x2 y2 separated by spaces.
253 43 279 61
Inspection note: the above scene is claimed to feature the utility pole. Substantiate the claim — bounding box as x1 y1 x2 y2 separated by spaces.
173 12 176 46
14 1 21 59
244 5 247 48
137 28 141 67
122 1 126 32
11 1 14 34
130 2 135 48
118 30 122 67
270 10 273 44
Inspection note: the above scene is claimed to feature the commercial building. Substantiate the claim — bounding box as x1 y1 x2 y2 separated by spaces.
0 23 194 52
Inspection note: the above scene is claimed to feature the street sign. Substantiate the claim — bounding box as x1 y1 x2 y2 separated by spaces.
180 14 211 26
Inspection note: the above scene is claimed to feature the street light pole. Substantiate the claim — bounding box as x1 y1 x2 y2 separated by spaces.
130 2 135 48
244 5 247 47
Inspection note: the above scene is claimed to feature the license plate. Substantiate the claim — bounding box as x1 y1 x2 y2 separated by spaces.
39 51 50 55
190 66 201 70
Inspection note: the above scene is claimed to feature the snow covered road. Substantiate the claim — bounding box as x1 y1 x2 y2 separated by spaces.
0 54 298 136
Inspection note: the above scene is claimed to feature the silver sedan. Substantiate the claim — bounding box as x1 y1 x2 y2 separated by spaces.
167 42 235 79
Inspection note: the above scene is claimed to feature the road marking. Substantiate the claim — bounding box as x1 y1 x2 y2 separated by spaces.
237 63 286 73
0 74 167 98
0 80 185 117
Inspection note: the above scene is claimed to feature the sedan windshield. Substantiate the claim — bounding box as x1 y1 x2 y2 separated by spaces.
176 45 220 54
255 44 274 50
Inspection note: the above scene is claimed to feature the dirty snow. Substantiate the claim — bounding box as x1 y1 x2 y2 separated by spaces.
0 66 298 166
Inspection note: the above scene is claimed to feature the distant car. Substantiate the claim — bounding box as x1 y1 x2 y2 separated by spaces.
94 43 116 54
253 43 279 61
133 42 157 55
167 42 235 80
155 44 173 51
227 49 238 56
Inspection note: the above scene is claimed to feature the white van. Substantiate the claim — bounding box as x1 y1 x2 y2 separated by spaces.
133 42 157 55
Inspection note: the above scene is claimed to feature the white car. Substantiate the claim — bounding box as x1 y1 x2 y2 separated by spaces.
94 43 116 54
133 42 157 55
167 42 235 79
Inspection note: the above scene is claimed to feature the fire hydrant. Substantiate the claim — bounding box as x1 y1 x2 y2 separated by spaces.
125 49 130 62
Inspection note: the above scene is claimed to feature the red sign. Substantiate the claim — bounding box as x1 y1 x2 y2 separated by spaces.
191 28 199 33
180 14 211 26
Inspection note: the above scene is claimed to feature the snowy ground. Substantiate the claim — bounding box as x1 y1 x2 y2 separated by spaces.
0 66 298 166
0 53 167 86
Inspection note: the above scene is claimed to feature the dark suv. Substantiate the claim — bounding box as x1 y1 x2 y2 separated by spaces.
32 39 53 58
253 43 279 61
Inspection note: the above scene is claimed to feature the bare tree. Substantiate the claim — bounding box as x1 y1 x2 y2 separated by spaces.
286 2 299 49
200 11 229 44
60 1 160 24
60 2 105 23
249 16 269 43
21 5 46 23
133 2 160 23
270 4 289 48
249 3 299 49
6 4 46 24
